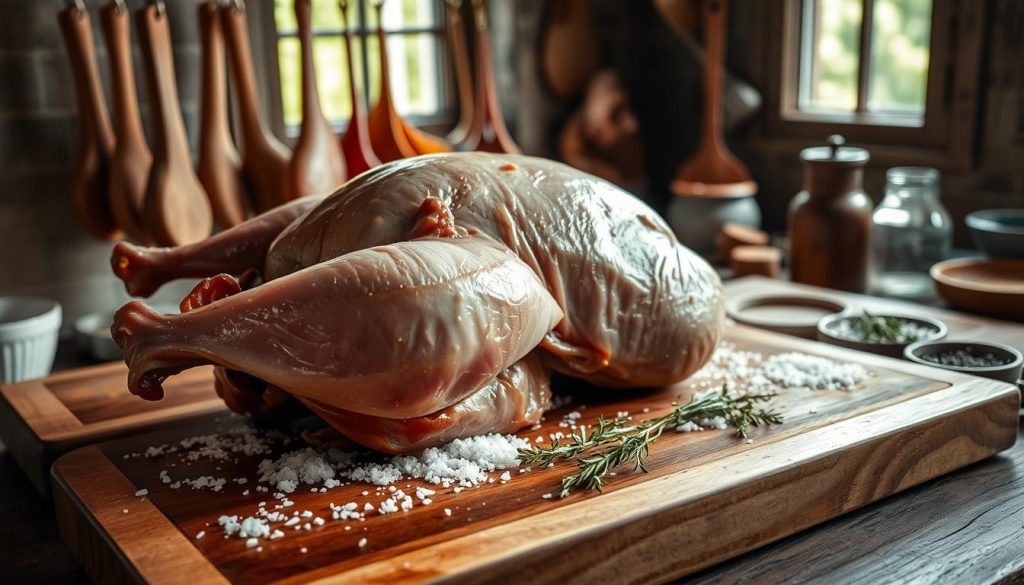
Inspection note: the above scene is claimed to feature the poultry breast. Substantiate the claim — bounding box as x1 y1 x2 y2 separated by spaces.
111 153 723 453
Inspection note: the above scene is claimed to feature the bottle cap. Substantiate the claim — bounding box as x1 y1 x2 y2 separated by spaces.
800 134 870 165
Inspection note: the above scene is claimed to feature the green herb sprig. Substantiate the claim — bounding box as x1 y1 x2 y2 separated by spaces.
519 386 783 497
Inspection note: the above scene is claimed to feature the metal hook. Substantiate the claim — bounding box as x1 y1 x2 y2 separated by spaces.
471 0 487 28
113 0 127 14
444 0 462 9
338 0 351 27
228 0 245 14
65 0 86 17
147 0 166 18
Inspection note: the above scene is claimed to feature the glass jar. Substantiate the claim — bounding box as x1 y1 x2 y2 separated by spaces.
870 167 952 298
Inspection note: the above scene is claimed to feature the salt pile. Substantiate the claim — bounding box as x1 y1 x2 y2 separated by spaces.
691 342 872 392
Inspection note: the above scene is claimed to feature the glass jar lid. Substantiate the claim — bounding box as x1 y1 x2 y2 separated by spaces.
886 166 939 185
800 135 870 165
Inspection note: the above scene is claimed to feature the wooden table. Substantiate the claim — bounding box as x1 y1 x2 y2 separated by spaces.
1 277 1021 585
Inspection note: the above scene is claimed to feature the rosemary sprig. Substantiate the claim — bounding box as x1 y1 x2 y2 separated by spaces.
518 386 783 497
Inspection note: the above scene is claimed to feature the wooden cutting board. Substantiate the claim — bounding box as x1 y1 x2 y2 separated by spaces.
51 325 1019 584
0 363 224 495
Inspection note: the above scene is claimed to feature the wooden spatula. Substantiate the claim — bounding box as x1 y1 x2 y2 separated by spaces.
290 0 347 196
100 1 154 243
197 1 248 228
444 0 475 146
337 0 381 176
57 2 121 241
670 0 756 198
539 0 599 99
137 1 213 246
368 0 451 159
458 0 519 154
221 1 293 212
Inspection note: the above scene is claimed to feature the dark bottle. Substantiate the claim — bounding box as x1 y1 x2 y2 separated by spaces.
788 135 872 292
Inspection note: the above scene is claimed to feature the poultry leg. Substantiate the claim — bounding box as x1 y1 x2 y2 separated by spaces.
111 196 323 297
111 235 563 419
301 352 551 453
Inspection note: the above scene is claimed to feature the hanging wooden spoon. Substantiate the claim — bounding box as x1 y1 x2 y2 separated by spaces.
444 0 474 145
197 1 248 228
538 0 599 99
137 1 213 246
100 0 154 243
670 0 756 197
338 0 381 176
221 0 293 212
368 0 451 160
57 1 121 241
459 0 519 153
290 0 347 196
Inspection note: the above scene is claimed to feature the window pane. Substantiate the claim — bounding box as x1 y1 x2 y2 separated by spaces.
278 36 361 128
867 0 931 113
315 37 353 123
367 0 440 30
799 0 862 112
278 37 301 127
382 33 443 116
274 0 351 33
363 34 443 117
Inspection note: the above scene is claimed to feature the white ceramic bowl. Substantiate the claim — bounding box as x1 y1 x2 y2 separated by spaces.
0 297 62 383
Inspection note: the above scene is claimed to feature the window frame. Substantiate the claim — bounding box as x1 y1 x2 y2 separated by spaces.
249 0 455 141
750 0 986 170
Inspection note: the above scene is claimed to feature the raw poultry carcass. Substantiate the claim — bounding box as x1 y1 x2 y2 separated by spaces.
110 153 724 453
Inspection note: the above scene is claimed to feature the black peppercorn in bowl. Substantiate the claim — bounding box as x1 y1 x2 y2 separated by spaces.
904 340 1023 385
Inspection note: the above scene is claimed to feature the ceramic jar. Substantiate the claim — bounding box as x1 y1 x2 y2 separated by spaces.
788 135 872 292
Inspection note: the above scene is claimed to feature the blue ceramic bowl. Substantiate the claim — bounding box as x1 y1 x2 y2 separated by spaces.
966 209 1024 258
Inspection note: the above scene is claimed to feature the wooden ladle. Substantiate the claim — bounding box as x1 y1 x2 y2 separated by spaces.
337 0 381 176
538 0 599 99
100 1 154 243
459 0 519 153
197 1 248 228
290 0 347 197
137 1 213 246
57 2 121 241
368 0 451 160
444 0 475 146
337 0 382 176
670 0 756 197
221 0 293 212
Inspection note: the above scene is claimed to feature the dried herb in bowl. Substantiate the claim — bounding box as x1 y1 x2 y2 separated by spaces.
832 312 935 344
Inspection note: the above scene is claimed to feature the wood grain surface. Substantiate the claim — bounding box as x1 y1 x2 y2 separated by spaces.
0 363 223 494
51 325 1020 584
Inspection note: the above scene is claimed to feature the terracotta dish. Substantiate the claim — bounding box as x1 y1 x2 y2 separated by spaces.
931 258 1024 320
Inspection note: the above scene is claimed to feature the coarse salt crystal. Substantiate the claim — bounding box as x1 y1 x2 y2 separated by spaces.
134 489 148 497
358 538 368 548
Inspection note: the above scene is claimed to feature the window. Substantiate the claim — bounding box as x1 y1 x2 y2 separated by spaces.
270 0 449 131
796 0 932 124
754 0 986 169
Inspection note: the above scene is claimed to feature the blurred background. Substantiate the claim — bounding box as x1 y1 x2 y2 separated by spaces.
0 0 1021 333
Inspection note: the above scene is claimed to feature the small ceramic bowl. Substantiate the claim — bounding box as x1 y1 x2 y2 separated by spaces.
74 312 122 363
817 313 947 358
0 297 62 383
904 340 1023 385
965 209 1024 258
727 293 849 339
